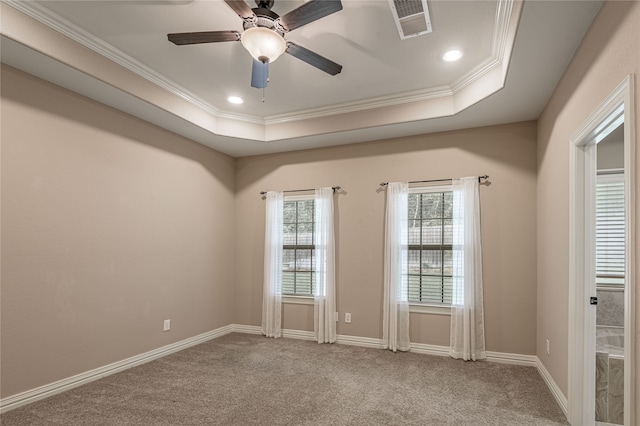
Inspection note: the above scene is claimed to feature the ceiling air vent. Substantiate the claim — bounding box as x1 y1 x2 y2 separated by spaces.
388 0 433 40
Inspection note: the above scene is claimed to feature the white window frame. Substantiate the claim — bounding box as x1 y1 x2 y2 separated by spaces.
407 185 452 315
282 194 315 304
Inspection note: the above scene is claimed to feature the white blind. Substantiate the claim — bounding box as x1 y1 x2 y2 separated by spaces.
596 173 625 286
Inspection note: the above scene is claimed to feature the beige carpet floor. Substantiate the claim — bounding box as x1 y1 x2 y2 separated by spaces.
1 333 569 425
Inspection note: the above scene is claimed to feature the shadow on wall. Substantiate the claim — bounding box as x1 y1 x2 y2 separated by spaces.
0 64 235 192
537 1 632 149
236 121 536 191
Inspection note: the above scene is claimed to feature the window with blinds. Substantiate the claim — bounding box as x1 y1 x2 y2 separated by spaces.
596 173 625 286
407 189 453 305
282 198 315 295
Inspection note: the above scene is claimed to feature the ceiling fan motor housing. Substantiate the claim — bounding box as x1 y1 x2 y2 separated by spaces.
243 7 286 36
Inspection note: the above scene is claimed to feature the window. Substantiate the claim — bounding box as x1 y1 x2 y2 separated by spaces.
282 197 315 296
596 173 625 286
407 187 453 305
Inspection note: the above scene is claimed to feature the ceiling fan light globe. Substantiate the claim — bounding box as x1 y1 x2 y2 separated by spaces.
241 27 287 63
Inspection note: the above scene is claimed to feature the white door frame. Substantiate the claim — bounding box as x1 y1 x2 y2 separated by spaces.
568 74 635 425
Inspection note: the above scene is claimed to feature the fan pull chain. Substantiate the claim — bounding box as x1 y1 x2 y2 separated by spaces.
261 77 270 103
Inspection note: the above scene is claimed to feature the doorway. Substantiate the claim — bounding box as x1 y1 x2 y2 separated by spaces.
568 75 635 425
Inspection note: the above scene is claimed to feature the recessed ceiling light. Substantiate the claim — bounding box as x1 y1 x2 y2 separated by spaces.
443 50 463 62
228 96 244 104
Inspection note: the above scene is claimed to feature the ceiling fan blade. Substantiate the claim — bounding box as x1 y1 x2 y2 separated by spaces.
277 0 342 32
224 0 256 19
251 60 269 89
168 31 240 45
286 42 342 75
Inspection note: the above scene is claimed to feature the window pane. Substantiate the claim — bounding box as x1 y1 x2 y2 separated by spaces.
408 250 421 274
282 249 295 271
442 276 453 304
283 201 296 223
407 274 422 302
295 272 313 295
422 193 443 218
408 220 421 245
282 271 295 294
422 275 444 302
443 249 452 276
405 190 453 305
422 219 442 245
443 219 453 245
282 199 315 296
297 222 314 245
596 176 625 285
295 249 312 271
443 192 453 217
422 249 442 275
283 223 297 245
297 200 314 222
408 194 420 220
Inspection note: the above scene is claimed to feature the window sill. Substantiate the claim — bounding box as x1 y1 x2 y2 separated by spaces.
283 295 314 305
409 304 451 315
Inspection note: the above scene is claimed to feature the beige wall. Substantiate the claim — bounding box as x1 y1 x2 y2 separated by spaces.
537 0 639 403
5 1 637 410
236 122 538 354
0 65 237 398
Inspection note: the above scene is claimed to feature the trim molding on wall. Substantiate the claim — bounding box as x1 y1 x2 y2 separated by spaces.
0 324 567 419
568 74 636 425
536 357 568 417
0 325 234 413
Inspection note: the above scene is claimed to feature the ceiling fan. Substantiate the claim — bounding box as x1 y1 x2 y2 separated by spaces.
168 0 343 89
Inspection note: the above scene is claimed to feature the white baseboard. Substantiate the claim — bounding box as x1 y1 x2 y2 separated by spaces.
283 328 315 341
231 324 261 335
233 325 539 367
336 334 385 349
408 341 450 356
232 325 564 418
486 350 537 367
0 325 234 413
0 323 567 420
535 357 568 417
230 324 317 341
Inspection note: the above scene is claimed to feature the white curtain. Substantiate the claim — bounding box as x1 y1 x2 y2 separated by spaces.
383 182 410 352
262 191 283 338
449 177 486 360
313 187 336 343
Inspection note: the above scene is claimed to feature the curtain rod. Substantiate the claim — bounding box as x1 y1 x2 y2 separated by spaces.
260 186 341 196
379 175 489 187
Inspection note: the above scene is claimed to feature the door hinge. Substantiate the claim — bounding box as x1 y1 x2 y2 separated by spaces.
590 297 598 305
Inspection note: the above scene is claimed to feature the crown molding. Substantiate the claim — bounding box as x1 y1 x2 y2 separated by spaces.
3 0 519 127
264 85 454 125
2 0 262 127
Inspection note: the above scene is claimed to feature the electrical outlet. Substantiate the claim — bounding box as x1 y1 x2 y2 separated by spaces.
164 319 171 332
345 313 351 323
546 339 550 355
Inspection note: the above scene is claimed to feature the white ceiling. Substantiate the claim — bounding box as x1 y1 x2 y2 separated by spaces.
1 0 603 157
